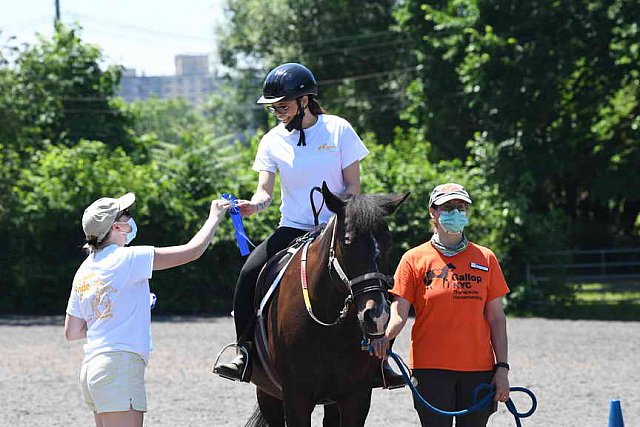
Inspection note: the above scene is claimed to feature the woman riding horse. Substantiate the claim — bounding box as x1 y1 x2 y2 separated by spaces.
213 62 404 389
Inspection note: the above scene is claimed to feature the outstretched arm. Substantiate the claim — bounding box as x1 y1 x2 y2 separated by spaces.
237 170 275 217
153 199 230 271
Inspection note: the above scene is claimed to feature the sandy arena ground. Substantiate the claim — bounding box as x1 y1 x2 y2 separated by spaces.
0 316 638 426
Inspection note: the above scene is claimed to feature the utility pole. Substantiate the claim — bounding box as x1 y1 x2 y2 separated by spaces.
54 0 61 29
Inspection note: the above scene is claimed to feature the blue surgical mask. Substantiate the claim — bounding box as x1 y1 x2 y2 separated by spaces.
125 218 137 244
438 209 468 234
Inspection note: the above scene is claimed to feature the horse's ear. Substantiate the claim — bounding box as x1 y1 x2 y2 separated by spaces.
322 181 346 214
379 192 410 216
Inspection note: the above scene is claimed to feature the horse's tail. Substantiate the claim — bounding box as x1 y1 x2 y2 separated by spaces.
244 405 269 427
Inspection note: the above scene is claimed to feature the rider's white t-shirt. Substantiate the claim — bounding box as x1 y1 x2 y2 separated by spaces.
66 244 155 364
253 114 369 230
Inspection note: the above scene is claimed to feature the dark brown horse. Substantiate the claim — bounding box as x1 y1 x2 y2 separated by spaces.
246 183 409 426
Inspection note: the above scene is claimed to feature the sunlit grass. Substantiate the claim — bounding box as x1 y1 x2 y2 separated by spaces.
575 283 640 304
559 282 640 320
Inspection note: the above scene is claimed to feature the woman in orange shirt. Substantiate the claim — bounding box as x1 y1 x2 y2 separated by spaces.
372 183 510 427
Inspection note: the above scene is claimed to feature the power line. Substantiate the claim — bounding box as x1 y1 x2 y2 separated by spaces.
308 37 412 58
66 12 216 42
293 30 408 48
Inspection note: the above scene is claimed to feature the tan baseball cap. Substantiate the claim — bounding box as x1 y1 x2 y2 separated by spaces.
429 183 472 207
82 193 135 241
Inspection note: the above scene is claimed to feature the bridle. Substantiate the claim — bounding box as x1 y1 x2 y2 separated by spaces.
300 216 394 327
328 216 394 296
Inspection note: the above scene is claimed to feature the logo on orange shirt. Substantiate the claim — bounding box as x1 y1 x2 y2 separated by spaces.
423 264 483 300
423 263 456 289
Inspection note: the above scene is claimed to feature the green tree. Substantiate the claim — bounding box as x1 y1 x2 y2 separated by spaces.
11 24 133 150
396 0 640 264
129 98 209 146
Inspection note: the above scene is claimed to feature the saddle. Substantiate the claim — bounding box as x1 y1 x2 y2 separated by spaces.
251 228 324 396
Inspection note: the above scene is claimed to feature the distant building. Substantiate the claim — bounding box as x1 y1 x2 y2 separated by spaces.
175 54 209 76
118 54 218 105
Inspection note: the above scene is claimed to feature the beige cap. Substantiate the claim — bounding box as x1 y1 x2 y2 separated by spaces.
429 183 472 207
82 193 135 241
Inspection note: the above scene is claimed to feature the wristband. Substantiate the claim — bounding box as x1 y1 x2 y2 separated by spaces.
494 362 510 370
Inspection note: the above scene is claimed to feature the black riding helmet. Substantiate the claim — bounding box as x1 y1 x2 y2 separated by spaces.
257 63 319 147
257 63 318 104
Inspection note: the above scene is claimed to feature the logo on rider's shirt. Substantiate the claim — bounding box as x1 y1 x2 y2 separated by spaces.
317 143 338 152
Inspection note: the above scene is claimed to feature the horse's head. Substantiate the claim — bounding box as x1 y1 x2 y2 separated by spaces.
321 182 409 339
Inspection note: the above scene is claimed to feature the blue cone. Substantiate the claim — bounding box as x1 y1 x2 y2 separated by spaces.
608 400 624 427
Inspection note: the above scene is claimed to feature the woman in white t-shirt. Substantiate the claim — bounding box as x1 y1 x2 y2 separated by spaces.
65 192 229 427
214 62 375 382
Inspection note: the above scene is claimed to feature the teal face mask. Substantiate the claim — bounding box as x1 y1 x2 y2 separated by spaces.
438 209 468 234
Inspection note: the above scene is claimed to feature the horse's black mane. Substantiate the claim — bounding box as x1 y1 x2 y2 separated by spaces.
344 194 393 235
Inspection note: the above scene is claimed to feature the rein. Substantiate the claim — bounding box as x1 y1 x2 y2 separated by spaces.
300 238 352 326
309 186 324 227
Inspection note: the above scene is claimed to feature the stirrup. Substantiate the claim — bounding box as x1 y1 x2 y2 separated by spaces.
212 342 250 382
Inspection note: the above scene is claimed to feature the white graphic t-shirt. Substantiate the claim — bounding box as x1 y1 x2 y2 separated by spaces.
66 244 155 364
253 114 369 230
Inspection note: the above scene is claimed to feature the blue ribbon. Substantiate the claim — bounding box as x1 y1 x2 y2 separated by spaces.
221 193 255 256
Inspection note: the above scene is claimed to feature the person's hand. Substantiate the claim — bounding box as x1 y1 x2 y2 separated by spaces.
236 199 258 217
370 336 390 360
209 199 230 222
491 368 510 402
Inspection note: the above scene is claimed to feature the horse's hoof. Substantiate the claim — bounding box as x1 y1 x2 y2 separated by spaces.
372 363 407 390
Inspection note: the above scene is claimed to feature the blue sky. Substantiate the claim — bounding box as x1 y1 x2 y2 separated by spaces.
1 0 225 76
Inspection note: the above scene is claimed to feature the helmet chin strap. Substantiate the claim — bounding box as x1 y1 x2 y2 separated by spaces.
285 98 307 146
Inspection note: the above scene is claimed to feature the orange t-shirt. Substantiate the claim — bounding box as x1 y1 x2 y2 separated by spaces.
390 241 509 371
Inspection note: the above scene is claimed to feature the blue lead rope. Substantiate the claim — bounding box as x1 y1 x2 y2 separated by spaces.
363 340 537 426
221 193 256 256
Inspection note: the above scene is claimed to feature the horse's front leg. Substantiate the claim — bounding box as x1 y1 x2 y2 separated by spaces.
282 382 314 427
322 403 340 427
256 387 285 427
334 388 373 427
